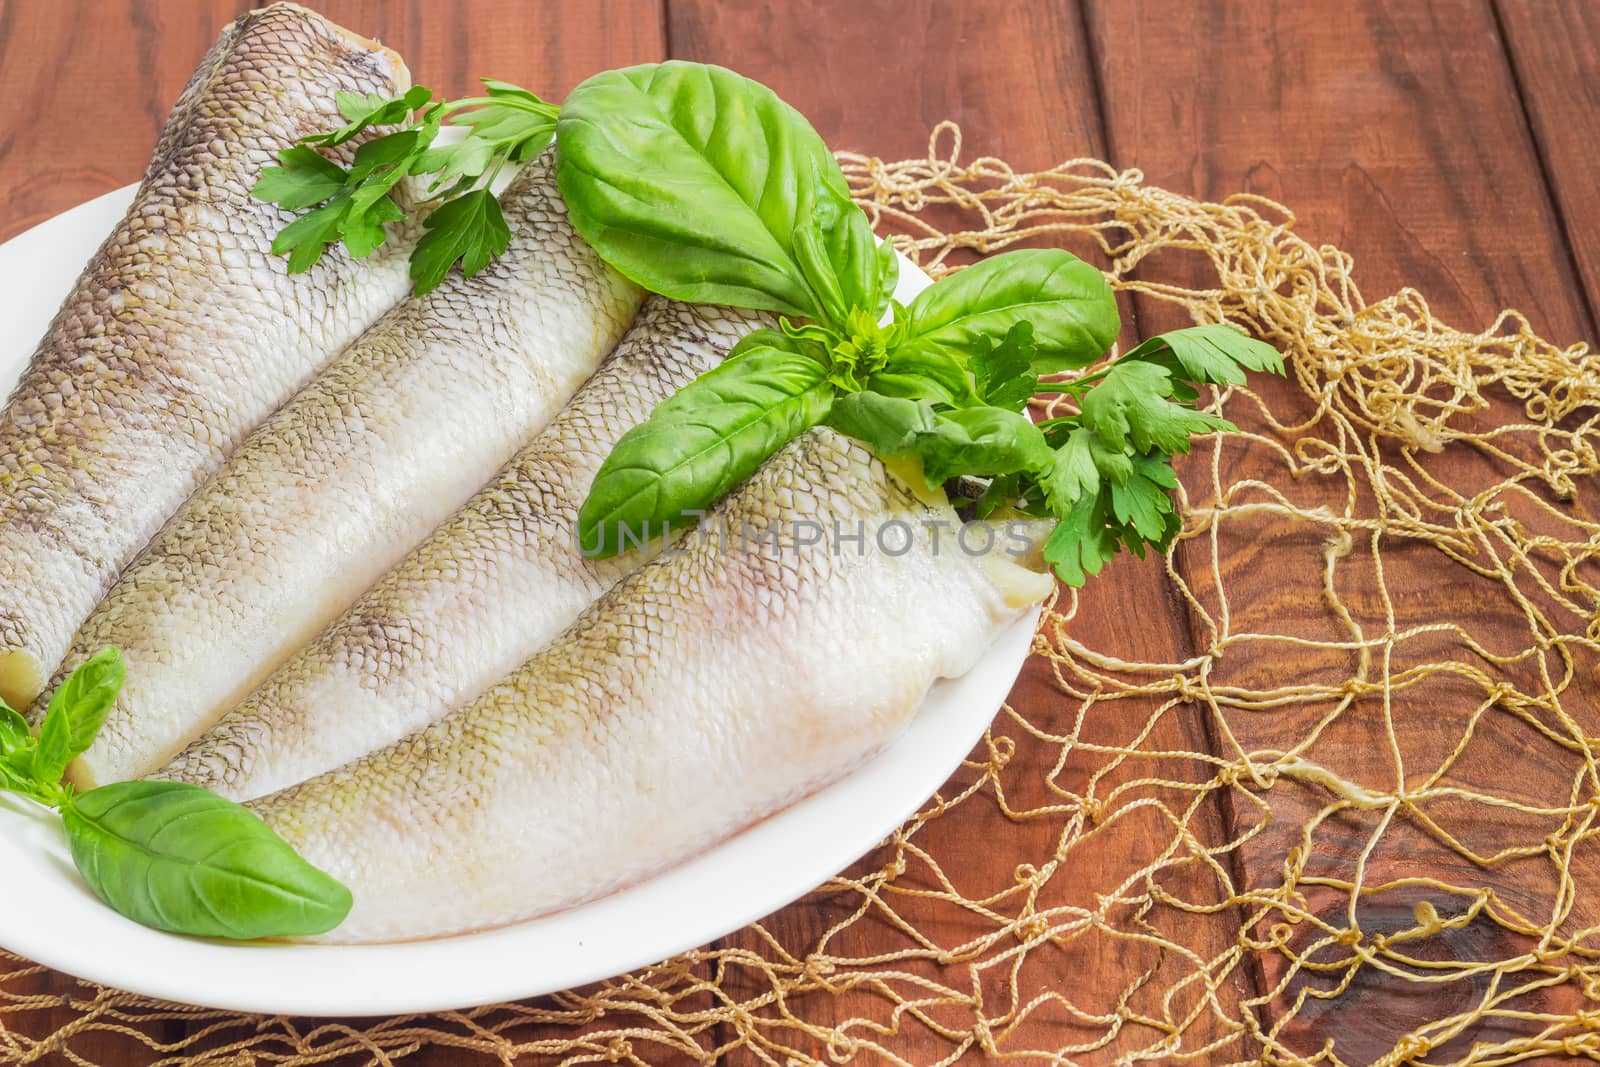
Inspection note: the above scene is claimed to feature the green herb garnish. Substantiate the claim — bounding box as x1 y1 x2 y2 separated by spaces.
253 60 1285 586
252 80 558 293
553 62 1286 585
0 649 351 939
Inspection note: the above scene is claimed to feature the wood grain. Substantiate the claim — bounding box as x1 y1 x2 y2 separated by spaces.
0 1 1595 1063
1494 0 1600 327
669 3 1249 1062
1084 0 1599 1059
0 1 242 240
273 0 662 101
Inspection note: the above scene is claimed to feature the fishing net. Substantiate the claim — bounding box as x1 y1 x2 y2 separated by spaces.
4 121 1598 1066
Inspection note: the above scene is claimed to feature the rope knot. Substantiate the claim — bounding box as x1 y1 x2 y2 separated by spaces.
1264 922 1295 948
605 1037 631 1062
1335 927 1363 947
824 1032 860 1063
803 957 837 980
1019 915 1052 942
1577 1009 1600 1029
1393 1035 1431 1059
1079 796 1105 823
1411 901 1445 936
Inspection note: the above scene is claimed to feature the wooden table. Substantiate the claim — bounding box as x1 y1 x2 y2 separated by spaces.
1 2 1596 1063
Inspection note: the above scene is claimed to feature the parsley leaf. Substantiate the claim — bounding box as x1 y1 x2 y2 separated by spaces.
409 188 511 294
1043 489 1120 587
253 147 348 210
270 198 350 273
301 85 434 147
971 320 1040 410
1080 360 1234 454
1122 322 1286 400
1109 452 1180 543
254 79 559 293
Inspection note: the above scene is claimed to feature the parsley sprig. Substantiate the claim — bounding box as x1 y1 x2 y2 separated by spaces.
827 318 1282 585
252 80 559 293
1002 323 1280 584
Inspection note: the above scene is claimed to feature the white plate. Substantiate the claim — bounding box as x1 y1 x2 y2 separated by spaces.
0 185 1040 1016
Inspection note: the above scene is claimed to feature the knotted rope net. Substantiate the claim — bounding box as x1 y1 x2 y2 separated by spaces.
4 122 1598 1066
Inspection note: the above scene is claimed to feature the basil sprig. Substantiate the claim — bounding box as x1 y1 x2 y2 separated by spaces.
556 61 1284 582
0 650 351 939
255 60 1285 586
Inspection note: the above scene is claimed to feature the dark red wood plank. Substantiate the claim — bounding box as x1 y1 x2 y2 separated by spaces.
282 0 661 101
0 3 665 1065
1086 0 1600 1060
0 1 244 240
668 1 1098 169
1494 0 1600 329
669 3 1250 1063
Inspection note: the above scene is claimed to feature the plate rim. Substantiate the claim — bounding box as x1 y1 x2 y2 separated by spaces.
0 183 1041 1015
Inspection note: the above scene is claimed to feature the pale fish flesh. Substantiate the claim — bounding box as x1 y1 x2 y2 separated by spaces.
157 298 768 801
0 3 420 709
251 427 1053 943
56 151 642 787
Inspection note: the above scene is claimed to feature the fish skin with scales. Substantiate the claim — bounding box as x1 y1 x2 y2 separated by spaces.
155 296 770 802
0 3 422 710
52 150 643 788
250 427 1054 944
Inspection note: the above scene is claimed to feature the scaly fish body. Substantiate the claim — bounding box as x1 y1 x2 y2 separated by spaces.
251 428 1052 943
58 152 642 788
0 4 419 709
157 298 768 801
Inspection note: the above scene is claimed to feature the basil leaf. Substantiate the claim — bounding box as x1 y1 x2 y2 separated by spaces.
33 648 124 785
0 700 28 754
900 249 1118 375
827 395 1051 490
0 701 36 797
826 391 938 458
578 331 834 556
62 781 351 940
793 177 887 328
556 61 850 319
875 240 900 313
917 406 1053 485
867 346 976 405
0 760 32 796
